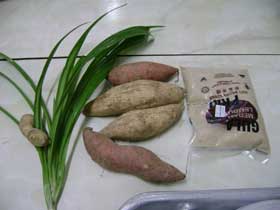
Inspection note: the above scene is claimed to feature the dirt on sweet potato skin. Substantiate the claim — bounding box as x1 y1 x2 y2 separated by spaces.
100 102 184 141
108 62 178 85
83 128 185 183
83 80 185 117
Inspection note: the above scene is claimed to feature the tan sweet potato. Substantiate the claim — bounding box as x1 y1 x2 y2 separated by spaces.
108 61 178 85
101 102 184 141
83 80 185 117
83 128 185 183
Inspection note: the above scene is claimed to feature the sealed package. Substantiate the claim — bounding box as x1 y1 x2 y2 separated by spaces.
181 67 270 154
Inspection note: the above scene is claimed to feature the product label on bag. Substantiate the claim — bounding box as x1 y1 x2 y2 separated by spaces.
203 76 260 133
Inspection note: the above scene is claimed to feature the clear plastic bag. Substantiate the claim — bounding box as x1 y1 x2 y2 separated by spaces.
181 66 270 163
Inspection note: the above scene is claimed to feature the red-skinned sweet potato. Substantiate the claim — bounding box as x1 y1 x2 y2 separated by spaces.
83 128 185 183
108 62 178 85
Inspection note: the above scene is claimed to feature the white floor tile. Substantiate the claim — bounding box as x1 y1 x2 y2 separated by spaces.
0 0 280 57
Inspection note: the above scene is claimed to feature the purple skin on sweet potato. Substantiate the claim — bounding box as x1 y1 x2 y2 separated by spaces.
83 128 185 183
108 62 178 85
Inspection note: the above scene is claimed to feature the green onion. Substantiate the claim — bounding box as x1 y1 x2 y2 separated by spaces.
0 4 161 210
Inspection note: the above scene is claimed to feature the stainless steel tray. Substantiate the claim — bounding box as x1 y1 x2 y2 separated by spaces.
119 188 280 210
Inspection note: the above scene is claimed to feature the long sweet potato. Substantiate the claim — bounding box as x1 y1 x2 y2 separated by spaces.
83 128 185 183
108 62 178 85
101 102 184 141
83 80 185 116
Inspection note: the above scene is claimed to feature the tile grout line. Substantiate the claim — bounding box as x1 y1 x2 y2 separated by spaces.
1 53 280 61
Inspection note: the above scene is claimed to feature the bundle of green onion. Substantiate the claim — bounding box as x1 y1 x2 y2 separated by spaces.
0 5 160 210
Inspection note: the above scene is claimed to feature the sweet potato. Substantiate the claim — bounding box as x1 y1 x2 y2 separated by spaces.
19 114 49 147
83 128 185 183
83 80 185 117
101 102 184 141
108 61 178 85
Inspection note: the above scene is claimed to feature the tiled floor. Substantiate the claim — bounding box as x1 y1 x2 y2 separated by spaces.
1 0 280 57
1 1 280 210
